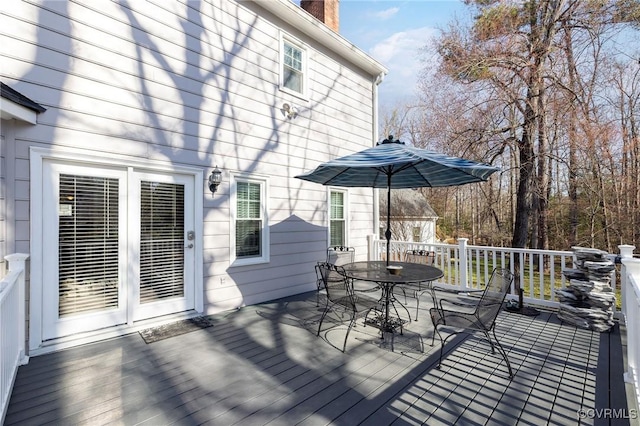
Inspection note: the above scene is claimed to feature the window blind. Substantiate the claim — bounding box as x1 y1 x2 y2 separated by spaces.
236 181 261 257
139 181 185 303
330 191 345 246
58 175 119 317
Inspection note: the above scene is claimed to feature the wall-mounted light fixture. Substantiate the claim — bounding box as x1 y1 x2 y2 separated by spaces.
282 102 298 119
208 166 222 194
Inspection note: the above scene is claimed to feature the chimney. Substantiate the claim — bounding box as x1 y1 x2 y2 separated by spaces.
300 0 339 32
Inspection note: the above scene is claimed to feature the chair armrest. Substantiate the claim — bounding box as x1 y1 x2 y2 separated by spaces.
439 297 477 313
431 286 482 313
431 285 483 294
352 280 380 294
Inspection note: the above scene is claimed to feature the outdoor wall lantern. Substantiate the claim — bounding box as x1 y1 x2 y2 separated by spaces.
282 102 298 120
208 166 223 194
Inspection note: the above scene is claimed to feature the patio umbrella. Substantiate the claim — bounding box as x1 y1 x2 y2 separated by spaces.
295 136 500 265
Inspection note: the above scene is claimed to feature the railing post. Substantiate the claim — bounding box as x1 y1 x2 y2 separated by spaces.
367 234 376 261
458 238 468 290
621 255 640 412
619 245 636 319
4 253 29 366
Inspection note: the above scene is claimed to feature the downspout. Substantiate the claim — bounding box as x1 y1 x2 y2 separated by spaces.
372 72 385 248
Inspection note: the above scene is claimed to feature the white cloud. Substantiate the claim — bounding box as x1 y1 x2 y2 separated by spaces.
369 27 438 103
373 7 399 20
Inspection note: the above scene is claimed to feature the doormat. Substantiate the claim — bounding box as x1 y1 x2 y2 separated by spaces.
139 316 214 344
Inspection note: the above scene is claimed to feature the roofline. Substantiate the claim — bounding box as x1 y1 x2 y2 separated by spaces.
1 82 46 124
247 0 388 77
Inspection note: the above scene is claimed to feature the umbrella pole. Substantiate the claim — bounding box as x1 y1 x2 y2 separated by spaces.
385 175 392 266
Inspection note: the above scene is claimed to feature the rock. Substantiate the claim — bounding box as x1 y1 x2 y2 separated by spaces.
558 247 616 332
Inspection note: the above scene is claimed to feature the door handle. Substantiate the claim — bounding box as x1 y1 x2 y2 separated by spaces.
185 243 194 249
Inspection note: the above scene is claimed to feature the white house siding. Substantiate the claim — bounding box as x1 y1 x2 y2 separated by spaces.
0 130 5 270
1 0 385 346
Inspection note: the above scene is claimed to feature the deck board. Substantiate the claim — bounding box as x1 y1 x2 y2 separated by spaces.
5 291 635 425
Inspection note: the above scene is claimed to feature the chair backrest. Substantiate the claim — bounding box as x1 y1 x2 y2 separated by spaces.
327 246 355 266
476 268 514 328
404 249 435 265
316 262 354 308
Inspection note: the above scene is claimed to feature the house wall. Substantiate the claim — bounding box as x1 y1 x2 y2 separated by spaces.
0 127 5 271
1 0 380 324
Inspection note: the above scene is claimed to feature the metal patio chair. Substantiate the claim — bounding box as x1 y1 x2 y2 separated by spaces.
317 247 356 306
398 250 436 320
326 246 378 294
316 262 379 352
326 246 355 266
429 267 515 378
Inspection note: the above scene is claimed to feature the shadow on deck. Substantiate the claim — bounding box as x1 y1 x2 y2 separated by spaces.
4 291 635 425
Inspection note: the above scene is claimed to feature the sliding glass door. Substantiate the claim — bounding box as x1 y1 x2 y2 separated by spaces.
42 162 195 340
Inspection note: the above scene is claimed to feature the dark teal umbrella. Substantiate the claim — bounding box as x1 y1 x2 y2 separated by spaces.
295 136 499 265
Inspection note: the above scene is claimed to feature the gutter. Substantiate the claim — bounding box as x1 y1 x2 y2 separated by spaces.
372 72 385 241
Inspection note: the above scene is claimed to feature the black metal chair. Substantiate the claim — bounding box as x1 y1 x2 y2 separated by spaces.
316 262 379 352
429 267 515 378
315 261 326 306
318 246 353 306
398 250 437 320
326 246 378 295
326 246 355 266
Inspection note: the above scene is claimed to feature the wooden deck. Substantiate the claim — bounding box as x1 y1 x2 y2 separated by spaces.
5 291 636 425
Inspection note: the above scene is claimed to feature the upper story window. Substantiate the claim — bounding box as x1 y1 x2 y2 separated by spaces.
329 190 347 246
281 35 306 97
231 174 270 266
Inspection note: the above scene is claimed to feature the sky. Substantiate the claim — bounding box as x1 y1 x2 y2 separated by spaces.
336 1 468 107
293 1 470 107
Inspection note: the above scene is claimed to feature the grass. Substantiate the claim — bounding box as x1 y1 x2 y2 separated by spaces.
439 258 622 310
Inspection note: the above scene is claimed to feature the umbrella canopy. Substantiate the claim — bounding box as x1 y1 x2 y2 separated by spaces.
295 136 500 265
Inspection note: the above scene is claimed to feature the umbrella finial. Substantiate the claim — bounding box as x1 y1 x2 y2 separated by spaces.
378 135 404 145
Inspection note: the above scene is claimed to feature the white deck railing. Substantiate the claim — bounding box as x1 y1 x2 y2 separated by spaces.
621 249 640 412
367 236 620 312
0 254 29 424
370 236 640 410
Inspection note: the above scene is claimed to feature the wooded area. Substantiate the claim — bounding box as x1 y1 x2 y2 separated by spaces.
381 0 640 253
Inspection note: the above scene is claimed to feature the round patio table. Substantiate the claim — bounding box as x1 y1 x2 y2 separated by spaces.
342 261 444 333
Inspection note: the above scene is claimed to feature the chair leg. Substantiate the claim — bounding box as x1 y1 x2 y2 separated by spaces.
316 281 322 307
433 326 445 368
399 287 408 304
482 330 496 353
342 314 356 352
390 299 410 330
491 328 514 378
412 283 429 321
317 306 329 337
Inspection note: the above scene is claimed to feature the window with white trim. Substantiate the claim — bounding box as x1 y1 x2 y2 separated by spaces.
329 190 346 246
281 36 306 96
413 226 421 242
232 175 269 265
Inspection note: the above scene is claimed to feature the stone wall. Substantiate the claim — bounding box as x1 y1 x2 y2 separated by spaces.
558 247 616 332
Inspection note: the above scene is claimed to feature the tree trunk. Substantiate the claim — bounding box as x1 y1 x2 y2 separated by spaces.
512 96 536 248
